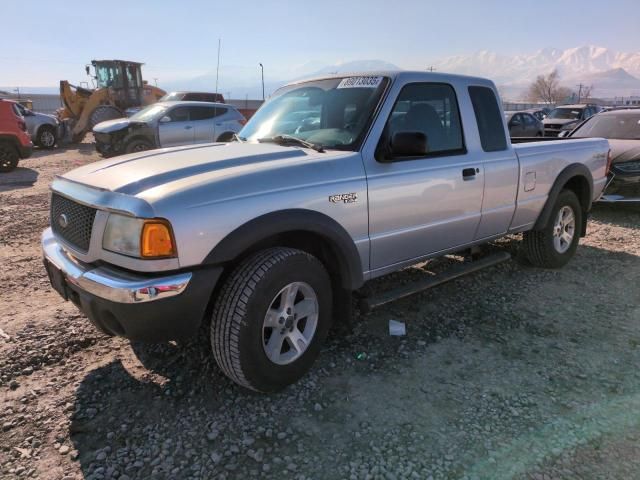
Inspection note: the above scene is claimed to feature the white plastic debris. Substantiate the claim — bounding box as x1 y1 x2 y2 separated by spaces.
388 320 406 336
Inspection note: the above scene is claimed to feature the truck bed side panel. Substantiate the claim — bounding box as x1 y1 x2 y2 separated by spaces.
510 138 609 231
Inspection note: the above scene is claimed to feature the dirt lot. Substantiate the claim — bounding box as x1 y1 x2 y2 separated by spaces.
1 144 639 480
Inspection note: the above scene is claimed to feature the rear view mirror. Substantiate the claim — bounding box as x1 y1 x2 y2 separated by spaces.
390 131 429 157
159 116 171 123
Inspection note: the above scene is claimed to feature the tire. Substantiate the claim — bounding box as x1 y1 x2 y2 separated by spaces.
216 131 235 142
36 125 57 149
523 189 582 268
211 247 333 392
88 105 123 130
125 138 152 154
0 142 19 173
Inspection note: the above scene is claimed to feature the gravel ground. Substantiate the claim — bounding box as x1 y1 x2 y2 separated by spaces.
1 144 639 480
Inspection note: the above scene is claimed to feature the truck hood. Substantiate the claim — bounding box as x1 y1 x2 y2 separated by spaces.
60 142 341 198
93 118 132 133
543 118 579 127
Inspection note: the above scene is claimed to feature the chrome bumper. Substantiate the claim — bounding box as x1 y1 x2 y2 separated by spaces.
42 227 192 304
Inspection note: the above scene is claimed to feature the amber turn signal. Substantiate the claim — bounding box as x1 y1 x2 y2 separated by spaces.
141 220 176 258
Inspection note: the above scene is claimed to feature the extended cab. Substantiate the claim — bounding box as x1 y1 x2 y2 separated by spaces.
42 72 610 392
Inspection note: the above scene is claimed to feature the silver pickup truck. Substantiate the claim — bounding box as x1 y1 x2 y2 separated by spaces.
42 71 610 392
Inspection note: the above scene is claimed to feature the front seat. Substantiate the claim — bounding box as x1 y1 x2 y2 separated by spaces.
402 103 446 151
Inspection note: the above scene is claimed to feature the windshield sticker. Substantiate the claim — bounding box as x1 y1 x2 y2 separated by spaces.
337 76 383 89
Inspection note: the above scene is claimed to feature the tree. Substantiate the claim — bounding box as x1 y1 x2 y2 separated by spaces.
527 69 572 104
577 84 594 101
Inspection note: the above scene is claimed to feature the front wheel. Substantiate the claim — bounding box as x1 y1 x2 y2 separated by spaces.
125 138 152 154
523 189 582 268
211 248 332 392
36 125 57 149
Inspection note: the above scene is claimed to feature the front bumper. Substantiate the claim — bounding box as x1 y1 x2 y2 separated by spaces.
599 171 640 203
42 228 222 341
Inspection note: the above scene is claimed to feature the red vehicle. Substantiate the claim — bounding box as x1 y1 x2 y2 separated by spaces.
0 99 33 172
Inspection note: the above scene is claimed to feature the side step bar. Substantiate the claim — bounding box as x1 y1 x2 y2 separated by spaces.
359 251 511 313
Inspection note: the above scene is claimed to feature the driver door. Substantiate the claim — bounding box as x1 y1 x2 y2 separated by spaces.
158 106 195 147
365 82 484 271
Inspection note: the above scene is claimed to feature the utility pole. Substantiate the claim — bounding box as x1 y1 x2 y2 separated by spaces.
153 78 158 87
13 87 20 99
259 63 265 101
427 66 435 72
576 83 584 103
215 38 221 95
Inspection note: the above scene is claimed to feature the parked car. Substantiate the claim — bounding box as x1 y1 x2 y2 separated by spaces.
568 108 640 202
0 99 33 172
504 111 544 137
125 92 226 116
14 102 61 149
43 71 609 392
93 101 246 157
160 91 225 103
524 108 548 121
543 104 601 137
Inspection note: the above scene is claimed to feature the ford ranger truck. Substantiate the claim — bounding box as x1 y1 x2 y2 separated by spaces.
42 72 610 392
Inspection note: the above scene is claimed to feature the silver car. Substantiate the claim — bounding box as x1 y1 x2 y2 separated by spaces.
14 103 61 149
93 101 246 157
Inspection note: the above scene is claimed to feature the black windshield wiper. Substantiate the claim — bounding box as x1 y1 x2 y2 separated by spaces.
258 135 324 153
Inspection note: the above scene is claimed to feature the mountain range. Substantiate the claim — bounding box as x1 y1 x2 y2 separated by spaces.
179 46 640 99
5 46 640 100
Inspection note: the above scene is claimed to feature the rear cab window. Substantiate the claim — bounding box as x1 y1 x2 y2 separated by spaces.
468 86 507 152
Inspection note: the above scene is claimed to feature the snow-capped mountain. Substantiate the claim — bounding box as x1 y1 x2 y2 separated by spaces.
431 46 640 96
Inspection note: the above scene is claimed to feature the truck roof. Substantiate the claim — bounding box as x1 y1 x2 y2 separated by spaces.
286 70 496 88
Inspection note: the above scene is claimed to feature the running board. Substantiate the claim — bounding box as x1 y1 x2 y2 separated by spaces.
359 251 511 313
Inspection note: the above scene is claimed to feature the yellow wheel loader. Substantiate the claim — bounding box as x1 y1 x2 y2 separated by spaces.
58 60 166 143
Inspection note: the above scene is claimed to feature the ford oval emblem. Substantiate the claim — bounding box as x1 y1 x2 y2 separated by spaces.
58 213 69 229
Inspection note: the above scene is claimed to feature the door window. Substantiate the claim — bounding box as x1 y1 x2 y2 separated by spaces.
523 114 535 126
382 83 464 158
189 106 217 120
167 107 190 122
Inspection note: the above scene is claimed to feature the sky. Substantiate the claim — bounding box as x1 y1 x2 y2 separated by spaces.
2 0 640 96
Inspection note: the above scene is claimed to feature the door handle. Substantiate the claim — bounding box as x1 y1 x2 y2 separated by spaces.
184 125 193 130
462 167 479 180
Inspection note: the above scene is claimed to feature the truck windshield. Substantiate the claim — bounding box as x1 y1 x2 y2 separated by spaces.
239 76 389 150
571 113 640 140
547 108 582 120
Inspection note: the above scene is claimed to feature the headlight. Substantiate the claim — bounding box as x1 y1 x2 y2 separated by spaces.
103 213 176 258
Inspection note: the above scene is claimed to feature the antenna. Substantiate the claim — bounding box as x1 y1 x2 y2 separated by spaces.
215 38 221 95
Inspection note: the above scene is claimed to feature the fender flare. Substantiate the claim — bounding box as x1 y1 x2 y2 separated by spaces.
203 209 364 290
533 163 593 232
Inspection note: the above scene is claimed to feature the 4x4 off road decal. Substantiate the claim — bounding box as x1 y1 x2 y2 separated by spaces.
329 193 358 204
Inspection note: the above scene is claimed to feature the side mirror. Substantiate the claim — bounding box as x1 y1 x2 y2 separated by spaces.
159 116 171 123
85 65 90 76
390 131 429 157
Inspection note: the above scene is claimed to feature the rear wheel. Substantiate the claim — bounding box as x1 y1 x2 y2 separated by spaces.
0 142 19 173
210 247 332 392
523 189 582 268
36 125 57 149
125 138 152 154
89 105 122 130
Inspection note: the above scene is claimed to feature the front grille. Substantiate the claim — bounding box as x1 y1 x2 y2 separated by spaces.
50 194 97 253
